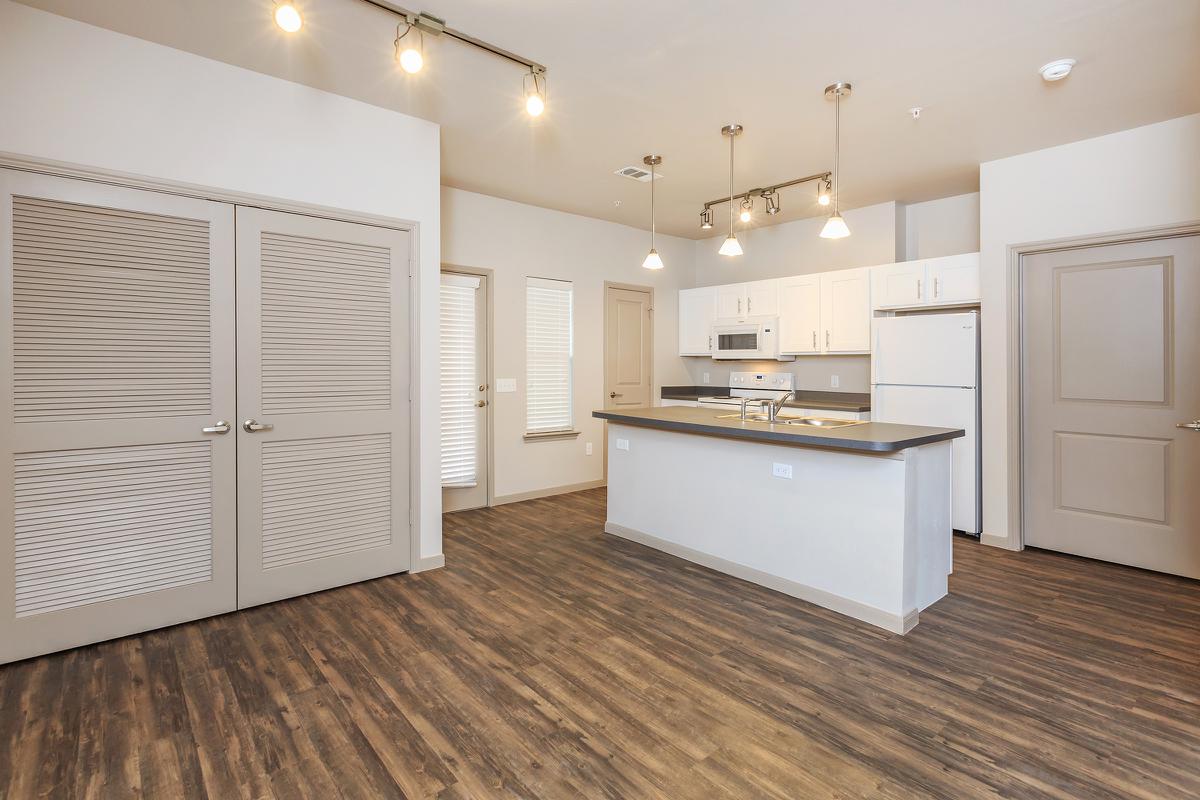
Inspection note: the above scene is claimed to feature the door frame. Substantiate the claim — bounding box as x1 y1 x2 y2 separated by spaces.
0 152 426 575
1006 220 1200 551
602 281 654 475
441 264 495 509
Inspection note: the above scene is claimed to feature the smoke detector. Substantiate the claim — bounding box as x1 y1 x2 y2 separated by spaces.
614 165 662 182
1039 58 1076 82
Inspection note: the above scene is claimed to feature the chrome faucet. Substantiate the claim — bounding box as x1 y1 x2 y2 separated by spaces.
758 391 793 422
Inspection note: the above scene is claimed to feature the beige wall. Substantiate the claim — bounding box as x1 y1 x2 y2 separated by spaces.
903 193 980 260
979 114 1200 550
441 187 694 500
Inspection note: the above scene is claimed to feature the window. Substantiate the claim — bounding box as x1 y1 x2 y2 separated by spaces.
525 277 574 435
440 273 480 486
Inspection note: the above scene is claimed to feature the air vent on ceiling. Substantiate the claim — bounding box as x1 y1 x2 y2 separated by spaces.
614 166 662 182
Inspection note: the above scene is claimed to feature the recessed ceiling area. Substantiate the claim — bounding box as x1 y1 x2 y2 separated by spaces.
15 0 1200 237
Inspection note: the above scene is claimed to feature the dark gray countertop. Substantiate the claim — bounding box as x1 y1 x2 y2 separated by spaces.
593 406 963 453
660 386 871 412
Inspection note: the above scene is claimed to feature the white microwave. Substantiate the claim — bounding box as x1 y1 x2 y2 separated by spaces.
711 317 794 361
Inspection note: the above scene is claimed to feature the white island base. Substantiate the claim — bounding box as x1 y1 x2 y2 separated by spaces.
604 423 953 634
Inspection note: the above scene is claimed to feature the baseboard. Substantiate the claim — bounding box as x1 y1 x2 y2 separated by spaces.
604 521 915 635
493 479 607 506
410 554 445 573
980 532 1021 551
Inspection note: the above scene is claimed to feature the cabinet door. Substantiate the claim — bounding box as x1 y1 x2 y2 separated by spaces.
678 287 717 355
821 267 872 352
778 275 821 354
927 252 980 305
716 283 746 318
871 262 927 308
744 279 778 317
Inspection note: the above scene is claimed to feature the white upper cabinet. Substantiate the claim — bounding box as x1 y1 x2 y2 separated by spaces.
821 267 872 353
716 283 746 318
678 286 717 356
744 279 779 317
778 275 822 354
926 252 981 305
871 252 980 309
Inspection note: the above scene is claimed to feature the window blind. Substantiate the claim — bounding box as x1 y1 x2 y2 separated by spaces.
526 277 574 433
440 273 480 487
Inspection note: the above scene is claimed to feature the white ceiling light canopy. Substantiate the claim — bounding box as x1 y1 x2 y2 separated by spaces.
641 155 664 270
820 81 852 240
1039 58 1076 82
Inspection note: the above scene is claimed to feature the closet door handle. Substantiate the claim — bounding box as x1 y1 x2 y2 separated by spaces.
826 330 831 349
201 420 230 434
243 419 273 433
812 331 817 349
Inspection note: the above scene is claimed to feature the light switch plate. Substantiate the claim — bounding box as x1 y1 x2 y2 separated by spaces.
703 372 710 384
772 462 793 479
496 378 517 393
585 442 593 456
616 438 630 451
830 375 840 388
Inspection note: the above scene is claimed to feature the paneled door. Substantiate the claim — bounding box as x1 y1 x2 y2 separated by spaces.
0 169 237 664
1022 236 1199 577
605 285 652 409
235 208 411 608
441 271 489 513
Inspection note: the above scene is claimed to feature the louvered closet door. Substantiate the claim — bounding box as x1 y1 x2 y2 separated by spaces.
0 169 236 664
235 207 410 608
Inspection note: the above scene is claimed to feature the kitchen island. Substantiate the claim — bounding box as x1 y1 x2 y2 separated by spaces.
593 406 965 633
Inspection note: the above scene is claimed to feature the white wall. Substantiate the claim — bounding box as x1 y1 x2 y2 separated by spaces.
0 1 445 561
979 114 1200 550
903 193 980 260
441 187 694 500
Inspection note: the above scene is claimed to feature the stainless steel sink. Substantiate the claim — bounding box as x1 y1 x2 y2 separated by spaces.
716 413 866 428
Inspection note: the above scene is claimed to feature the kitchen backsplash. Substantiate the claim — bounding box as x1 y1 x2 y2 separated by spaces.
682 355 871 393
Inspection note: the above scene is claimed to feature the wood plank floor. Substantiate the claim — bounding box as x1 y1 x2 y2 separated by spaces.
2 487 1199 799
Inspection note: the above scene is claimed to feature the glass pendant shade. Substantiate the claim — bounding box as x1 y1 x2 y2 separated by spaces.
820 213 850 239
719 236 743 256
642 249 664 270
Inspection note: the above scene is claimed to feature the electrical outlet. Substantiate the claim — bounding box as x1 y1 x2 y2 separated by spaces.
703 372 711 384
772 462 793 479
616 438 630 451
830 375 840 388
585 442 593 456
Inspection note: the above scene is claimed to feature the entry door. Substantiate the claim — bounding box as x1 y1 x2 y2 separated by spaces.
1022 236 1199 577
0 170 237 664
605 286 652 408
235 207 410 608
441 271 489 512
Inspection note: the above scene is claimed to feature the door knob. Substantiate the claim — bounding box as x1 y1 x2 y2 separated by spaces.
610 392 622 399
479 384 488 392
243 419 274 433
476 400 488 408
1177 420 1200 431
201 420 231 434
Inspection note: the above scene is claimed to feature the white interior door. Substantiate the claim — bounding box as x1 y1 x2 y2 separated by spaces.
605 285 652 409
235 207 411 608
441 271 489 513
1022 236 1200 576
0 169 236 664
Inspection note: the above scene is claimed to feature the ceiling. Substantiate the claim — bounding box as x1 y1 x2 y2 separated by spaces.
16 0 1200 238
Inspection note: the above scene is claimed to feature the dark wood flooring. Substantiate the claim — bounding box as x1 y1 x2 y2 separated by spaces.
2 487 1198 799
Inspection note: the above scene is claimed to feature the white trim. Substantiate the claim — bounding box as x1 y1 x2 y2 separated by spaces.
493 479 606 506
604 521 917 635
411 554 446 573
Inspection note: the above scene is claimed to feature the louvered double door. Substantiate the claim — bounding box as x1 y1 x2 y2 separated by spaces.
0 171 410 663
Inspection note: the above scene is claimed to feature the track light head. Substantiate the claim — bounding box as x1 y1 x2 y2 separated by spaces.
764 192 780 215
739 197 753 223
700 208 713 230
273 2 302 32
817 178 832 206
395 22 424 73
524 69 547 117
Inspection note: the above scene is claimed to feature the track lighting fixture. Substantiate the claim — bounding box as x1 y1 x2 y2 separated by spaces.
524 69 547 117
718 124 744 257
739 197 753 223
700 207 713 230
641 156 664 270
820 82 852 240
273 2 302 33
394 20 424 73
817 178 831 206
764 191 780 216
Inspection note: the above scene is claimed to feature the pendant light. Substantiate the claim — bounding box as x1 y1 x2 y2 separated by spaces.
719 124 744 256
820 83 852 239
641 155 664 270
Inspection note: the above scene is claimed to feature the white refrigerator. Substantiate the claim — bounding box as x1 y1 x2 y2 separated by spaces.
872 312 981 534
